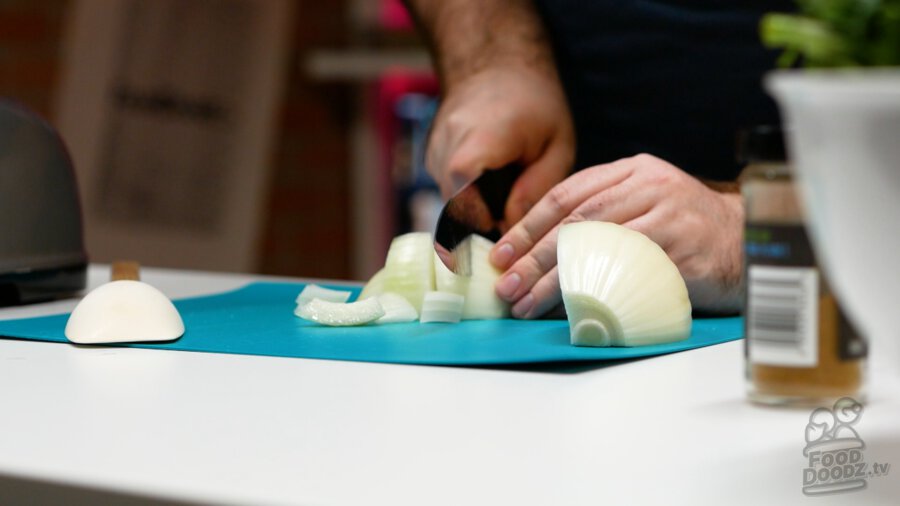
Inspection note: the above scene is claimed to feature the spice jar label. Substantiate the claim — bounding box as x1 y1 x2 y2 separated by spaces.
746 224 819 367
747 265 820 367
745 224 815 267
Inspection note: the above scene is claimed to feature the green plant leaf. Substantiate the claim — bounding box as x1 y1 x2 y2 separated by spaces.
761 13 856 67
761 0 900 68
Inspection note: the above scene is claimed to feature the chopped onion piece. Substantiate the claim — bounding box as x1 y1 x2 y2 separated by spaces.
295 284 353 306
434 250 467 296
359 268 385 300
381 232 435 312
456 235 509 320
295 297 385 326
434 236 509 319
419 291 465 323
375 292 419 323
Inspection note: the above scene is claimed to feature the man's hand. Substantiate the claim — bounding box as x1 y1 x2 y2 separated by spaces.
426 65 574 224
489 154 745 318
404 0 575 224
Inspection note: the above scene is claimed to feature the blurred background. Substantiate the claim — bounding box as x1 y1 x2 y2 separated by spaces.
0 0 440 282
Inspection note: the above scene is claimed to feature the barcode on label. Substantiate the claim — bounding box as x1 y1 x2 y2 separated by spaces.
748 266 819 367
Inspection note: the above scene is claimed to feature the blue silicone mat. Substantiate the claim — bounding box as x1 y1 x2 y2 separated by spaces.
0 282 743 365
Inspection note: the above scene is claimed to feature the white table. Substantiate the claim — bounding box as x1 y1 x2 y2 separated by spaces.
1 266 897 505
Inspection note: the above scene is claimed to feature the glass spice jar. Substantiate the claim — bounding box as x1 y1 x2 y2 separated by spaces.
739 125 867 407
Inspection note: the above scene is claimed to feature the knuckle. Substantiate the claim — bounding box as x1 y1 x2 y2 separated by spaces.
517 221 542 250
532 235 560 273
561 211 586 225
521 252 551 282
545 184 572 216
640 162 678 186
579 193 613 217
510 240 556 286
565 192 615 224
682 210 706 231
630 153 675 179
529 273 563 318
443 111 468 132
650 171 675 187
624 222 650 239
632 152 659 164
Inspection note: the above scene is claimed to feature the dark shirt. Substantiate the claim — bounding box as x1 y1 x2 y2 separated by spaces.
533 0 794 180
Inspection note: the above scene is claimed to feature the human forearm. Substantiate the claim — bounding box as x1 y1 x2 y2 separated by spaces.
403 0 557 88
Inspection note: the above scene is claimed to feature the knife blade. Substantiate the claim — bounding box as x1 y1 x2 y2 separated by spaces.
434 163 525 275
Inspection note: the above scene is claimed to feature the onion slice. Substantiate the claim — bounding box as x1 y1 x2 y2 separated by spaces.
295 284 353 306
359 268 386 300
434 236 509 319
295 297 385 326
434 250 467 296
457 235 509 320
420 291 465 323
375 292 419 324
381 232 435 313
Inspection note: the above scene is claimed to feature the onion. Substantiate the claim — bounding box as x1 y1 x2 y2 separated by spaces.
434 250 467 296
295 297 385 326
380 232 435 313
434 235 509 319
359 268 385 300
457 235 509 319
419 291 465 323
375 292 419 323
557 222 691 346
295 284 353 306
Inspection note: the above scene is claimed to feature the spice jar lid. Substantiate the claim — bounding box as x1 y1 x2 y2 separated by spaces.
737 125 786 164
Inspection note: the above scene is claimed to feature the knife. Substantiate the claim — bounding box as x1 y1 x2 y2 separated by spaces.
434 163 525 275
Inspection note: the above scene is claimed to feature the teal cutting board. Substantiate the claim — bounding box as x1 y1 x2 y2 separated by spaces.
0 282 743 365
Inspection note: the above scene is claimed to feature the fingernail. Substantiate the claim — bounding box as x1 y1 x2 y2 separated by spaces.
512 293 535 319
491 243 515 268
496 272 521 299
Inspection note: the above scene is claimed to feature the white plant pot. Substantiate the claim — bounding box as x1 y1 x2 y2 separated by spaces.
766 70 900 374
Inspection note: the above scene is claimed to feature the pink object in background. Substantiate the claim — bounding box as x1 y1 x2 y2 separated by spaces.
375 71 439 179
379 0 414 31
367 71 438 254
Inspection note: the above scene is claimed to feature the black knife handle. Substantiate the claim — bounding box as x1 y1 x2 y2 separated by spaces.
475 163 526 221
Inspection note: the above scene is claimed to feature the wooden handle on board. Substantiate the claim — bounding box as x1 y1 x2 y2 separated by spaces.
111 261 141 281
